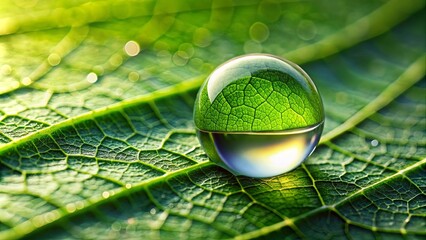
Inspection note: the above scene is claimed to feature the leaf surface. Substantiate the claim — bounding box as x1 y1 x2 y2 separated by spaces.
0 0 425 239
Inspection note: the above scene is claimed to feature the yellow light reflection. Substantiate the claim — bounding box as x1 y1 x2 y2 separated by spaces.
243 135 306 175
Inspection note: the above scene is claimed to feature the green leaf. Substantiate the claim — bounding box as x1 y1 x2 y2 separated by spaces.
0 0 425 239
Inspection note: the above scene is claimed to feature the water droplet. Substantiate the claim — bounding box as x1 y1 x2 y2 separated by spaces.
1 64 12 75
111 222 122 231
127 218 136 225
297 20 317 41
179 43 194 58
150 208 157 215
21 77 32 86
125 183 132 189
193 54 324 178
128 72 140 82
47 53 61 66
87 72 98 83
66 203 76 213
249 22 269 43
198 126 322 178
114 88 123 96
124 40 140 56
172 51 189 66
193 27 212 47
370 139 379 147
102 191 110 198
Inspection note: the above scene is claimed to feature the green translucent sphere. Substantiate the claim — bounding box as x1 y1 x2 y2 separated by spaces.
194 54 324 178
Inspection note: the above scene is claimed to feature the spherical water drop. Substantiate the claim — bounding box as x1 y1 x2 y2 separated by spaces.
249 22 269 43
124 40 140 57
102 191 110 198
193 54 324 178
0 64 12 75
47 53 61 66
128 72 139 82
87 72 98 83
370 139 379 147
22 77 33 86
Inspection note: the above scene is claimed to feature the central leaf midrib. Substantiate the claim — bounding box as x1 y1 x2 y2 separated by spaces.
0 75 205 155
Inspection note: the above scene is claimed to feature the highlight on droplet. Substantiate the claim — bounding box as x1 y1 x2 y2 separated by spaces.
124 40 140 56
47 53 61 66
21 77 32 86
87 72 98 83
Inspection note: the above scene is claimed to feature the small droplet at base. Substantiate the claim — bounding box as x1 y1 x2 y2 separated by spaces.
197 123 323 178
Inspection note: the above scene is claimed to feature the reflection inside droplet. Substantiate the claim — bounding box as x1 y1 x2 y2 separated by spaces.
197 123 323 178
193 54 324 178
